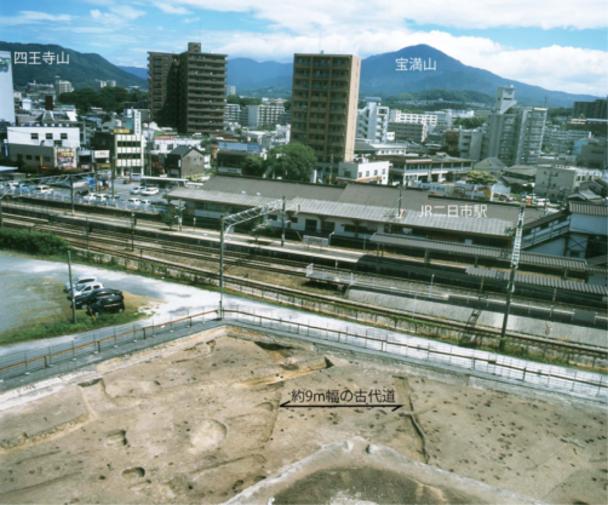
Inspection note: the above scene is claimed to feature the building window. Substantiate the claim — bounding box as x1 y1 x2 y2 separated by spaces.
30 133 39 140
305 219 317 232
46 133 53 140
60 133 68 140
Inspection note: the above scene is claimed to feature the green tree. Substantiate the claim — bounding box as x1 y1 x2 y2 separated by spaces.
266 142 316 182
58 87 147 113
454 117 486 129
466 170 496 185
242 155 265 177
160 205 176 230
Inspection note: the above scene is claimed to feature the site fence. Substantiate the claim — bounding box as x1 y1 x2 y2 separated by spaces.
0 304 606 403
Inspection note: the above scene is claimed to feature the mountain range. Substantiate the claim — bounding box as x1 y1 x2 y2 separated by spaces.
125 44 597 107
0 42 146 89
2 41 599 107
220 45 598 107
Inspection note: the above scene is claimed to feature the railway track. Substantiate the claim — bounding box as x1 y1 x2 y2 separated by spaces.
3 213 307 277
2 212 607 367
3 210 607 317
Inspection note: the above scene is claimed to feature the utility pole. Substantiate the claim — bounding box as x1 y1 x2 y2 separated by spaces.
499 203 525 351
67 249 76 324
219 216 225 319
398 183 403 217
280 195 286 247
111 148 116 200
130 212 136 251
70 174 75 215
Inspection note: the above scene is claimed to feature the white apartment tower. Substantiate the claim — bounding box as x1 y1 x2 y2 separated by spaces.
357 98 389 143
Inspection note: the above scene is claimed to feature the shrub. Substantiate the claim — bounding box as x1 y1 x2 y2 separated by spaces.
0 228 68 255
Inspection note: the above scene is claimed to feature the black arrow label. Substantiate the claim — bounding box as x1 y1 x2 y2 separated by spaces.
280 401 403 412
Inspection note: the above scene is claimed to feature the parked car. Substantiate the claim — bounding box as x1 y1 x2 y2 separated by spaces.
64 275 97 292
87 293 125 316
68 282 104 300
34 184 53 194
95 194 109 202
140 186 159 196
130 186 143 195
127 197 141 206
75 288 123 309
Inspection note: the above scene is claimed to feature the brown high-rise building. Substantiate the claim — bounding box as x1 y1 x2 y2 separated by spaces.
290 53 360 165
148 42 226 134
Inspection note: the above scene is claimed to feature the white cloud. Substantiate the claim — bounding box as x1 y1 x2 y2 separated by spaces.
210 28 607 95
171 0 608 30
88 4 145 24
154 2 192 14
0 10 72 25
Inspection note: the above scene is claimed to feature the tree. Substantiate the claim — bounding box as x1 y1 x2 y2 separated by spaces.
242 155 265 177
266 142 316 182
454 117 486 129
466 170 496 185
160 205 176 230
58 87 147 113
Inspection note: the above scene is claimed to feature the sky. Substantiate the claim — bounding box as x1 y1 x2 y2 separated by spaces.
0 0 607 96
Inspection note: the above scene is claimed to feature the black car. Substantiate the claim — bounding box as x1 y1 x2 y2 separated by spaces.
74 288 123 309
87 294 125 316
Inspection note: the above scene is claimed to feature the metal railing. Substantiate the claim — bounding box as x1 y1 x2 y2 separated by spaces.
0 304 606 402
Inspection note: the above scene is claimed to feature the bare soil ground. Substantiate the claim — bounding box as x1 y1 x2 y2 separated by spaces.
0 326 606 504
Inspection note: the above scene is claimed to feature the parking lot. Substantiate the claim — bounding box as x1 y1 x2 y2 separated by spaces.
0 174 173 214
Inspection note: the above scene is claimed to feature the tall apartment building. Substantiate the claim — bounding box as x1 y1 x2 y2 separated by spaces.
241 103 286 128
290 53 360 165
224 103 241 125
389 110 438 128
148 42 226 134
483 86 547 166
457 128 484 161
357 98 389 143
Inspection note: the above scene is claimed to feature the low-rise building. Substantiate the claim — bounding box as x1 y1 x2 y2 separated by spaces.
535 165 603 201
7 143 77 170
91 130 145 176
389 154 472 185
336 160 390 185
167 175 547 247
165 146 210 179
7 125 80 148
389 121 428 143
524 201 607 259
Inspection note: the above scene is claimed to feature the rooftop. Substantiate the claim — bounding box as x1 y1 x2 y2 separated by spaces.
168 176 554 237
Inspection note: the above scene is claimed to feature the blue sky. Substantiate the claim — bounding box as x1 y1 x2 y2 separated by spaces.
0 0 606 95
